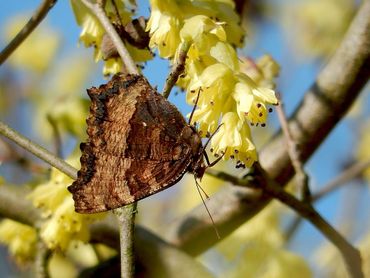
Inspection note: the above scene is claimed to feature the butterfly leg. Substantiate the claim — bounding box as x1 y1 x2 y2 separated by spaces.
188 88 202 125
207 151 225 168
202 124 223 151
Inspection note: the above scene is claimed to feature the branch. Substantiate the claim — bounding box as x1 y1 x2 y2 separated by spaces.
313 158 370 201
46 114 63 157
88 226 214 278
34 241 51 278
162 42 190 99
113 203 137 278
252 163 363 278
0 0 57 65
0 121 77 179
0 184 41 226
285 158 370 241
276 100 310 201
165 0 370 257
80 0 139 75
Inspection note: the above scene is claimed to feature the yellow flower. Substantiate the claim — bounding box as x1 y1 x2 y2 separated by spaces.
180 15 226 43
147 0 278 168
28 159 105 251
0 219 37 264
28 170 71 216
147 12 181 58
234 73 277 125
211 112 257 167
3 15 60 72
240 55 280 89
71 0 151 74
40 197 97 250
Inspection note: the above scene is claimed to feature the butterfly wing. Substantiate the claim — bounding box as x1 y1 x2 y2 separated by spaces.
68 74 193 213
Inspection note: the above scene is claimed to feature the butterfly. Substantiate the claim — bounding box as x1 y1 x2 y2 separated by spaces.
68 74 222 213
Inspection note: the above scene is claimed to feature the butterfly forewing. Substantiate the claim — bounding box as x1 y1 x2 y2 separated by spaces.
68 74 195 213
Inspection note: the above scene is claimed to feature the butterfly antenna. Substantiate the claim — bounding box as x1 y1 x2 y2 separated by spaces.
188 88 202 125
194 177 220 239
195 179 210 199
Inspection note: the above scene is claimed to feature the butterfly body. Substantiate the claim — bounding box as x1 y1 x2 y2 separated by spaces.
68 74 205 213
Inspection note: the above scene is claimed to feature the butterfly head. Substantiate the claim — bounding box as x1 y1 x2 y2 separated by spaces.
180 125 206 180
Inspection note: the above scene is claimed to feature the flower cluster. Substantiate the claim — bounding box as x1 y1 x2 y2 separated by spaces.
0 220 37 264
28 165 104 251
70 0 152 75
147 0 279 167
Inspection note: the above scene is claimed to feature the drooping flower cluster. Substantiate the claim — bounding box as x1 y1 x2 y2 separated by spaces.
28 164 105 251
147 0 279 167
70 0 152 75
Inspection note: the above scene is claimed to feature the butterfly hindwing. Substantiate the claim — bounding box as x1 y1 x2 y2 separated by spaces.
68 74 193 213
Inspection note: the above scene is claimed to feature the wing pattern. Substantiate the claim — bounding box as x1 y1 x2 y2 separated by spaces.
68 74 193 213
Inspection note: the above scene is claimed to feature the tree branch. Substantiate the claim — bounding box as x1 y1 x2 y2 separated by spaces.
113 203 137 278
80 0 139 75
313 158 370 201
165 0 370 258
0 188 212 278
0 121 77 179
285 158 370 241
0 0 57 65
34 241 51 278
162 41 190 99
252 163 363 278
276 100 310 201
0 184 41 226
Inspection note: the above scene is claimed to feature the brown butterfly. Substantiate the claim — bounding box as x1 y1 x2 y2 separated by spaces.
68 74 221 213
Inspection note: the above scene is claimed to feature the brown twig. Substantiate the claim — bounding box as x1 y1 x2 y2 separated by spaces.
285 158 370 241
162 42 190 99
165 0 370 257
113 203 137 278
46 114 63 157
276 99 310 202
313 158 370 201
0 0 57 65
80 0 139 75
34 241 51 278
207 163 364 278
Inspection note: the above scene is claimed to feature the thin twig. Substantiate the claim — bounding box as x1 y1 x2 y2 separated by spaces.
313 158 370 201
34 241 51 278
276 100 310 202
46 114 63 157
285 158 370 241
208 163 364 278
0 0 57 65
0 121 77 179
80 0 139 75
113 203 137 278
162 42 190 99
259 177 363 278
